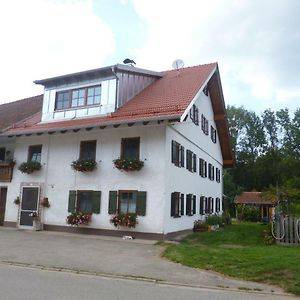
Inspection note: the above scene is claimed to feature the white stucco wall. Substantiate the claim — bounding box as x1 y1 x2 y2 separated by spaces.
41 78 116 122
4 124 167 234
163 91 223 234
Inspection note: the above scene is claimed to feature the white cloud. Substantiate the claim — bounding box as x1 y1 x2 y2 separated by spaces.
132 0 300 112
0 0 115 103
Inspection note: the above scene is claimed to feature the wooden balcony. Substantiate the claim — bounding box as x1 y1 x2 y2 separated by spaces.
0 162 15 182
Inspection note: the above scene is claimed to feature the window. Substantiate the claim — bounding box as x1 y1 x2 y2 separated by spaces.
80 140 96 160
171 140 184 167
216 168 221 183
171 192 185 217
0 148 5 161
87 86 101 105
211 126 217 143
201 114 209 135
186 150 193 172
72 88 85 107
55 85 101 110
121 137 140 160
203 85 209 96
216 197 221 213
210 197 214 213
200 196 205 215
208 163 215 181
192 153 197 173
68 190 101 214
56 91 70 110
199 158 207 178
186 194 196 216
190 105 199 126
28 145 42 163
205 197 209 214
108 190 146 216
119 191 137 214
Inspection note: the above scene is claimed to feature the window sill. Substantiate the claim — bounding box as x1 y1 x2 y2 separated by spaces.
173 215 181 218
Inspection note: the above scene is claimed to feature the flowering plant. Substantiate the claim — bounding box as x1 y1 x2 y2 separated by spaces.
14 197 20 205
113 158 144 171
18 161 42 174
66 212 91 226
41 197 50 208
110 213 138 228
71 159 97 172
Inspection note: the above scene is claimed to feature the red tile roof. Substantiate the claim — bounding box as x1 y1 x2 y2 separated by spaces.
0 95 43 132
234 192 276 205
4 63 216 134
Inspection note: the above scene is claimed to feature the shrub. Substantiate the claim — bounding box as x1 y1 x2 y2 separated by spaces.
18 161 42 174
113 158 144 171
262 223 275 245
110 213 138 228
221 211 232 225
71 159 97 172
243 206 261 222
206 214 223 226
193 220 209 232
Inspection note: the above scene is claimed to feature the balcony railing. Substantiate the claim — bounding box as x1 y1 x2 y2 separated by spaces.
0 162 15 182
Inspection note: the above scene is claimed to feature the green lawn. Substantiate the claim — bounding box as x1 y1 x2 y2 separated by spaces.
162 223 300 295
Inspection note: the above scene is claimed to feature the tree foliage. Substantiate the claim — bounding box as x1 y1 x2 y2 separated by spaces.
224 106 300 215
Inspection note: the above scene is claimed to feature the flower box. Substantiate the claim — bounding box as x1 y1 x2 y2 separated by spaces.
71 159 97 172
18 161 42 174
113 158 144 171
110 213 138 228
66 212 92 226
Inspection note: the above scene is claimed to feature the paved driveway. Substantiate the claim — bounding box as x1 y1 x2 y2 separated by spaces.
0 228 286 295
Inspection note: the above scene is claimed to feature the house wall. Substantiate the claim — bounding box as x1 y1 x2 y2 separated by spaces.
41 78 117 122
4 124 167 234
163 91 223 234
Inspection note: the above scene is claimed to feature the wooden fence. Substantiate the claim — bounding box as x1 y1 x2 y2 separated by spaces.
273 217 300 245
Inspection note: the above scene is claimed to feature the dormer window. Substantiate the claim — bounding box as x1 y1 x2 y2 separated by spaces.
55 85 101 110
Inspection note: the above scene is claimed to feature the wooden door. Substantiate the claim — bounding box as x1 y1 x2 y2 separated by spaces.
0 188 8 226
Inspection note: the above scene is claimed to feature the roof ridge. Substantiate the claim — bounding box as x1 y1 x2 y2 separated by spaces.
163 62 217 73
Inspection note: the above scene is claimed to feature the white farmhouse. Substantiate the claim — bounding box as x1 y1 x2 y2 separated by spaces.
0 63 233 239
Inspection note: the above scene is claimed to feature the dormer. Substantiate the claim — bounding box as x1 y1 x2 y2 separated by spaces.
34 64 163 122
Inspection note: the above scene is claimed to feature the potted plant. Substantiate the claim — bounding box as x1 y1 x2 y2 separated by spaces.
41 197 50 208
193 220 209 232
71 159 97 172
66 212 92 226
113 158 144 171
110 213 138 228
18 161 42 174
29 212 43 231
14 197 20 205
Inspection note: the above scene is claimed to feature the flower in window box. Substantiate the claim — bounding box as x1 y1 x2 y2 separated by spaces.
71 159 97 172
110 213 138 228
18 161 42 174
113 158 144 171
66 212 92 226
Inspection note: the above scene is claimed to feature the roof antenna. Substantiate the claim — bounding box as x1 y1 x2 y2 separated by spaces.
172 59 184 76
123 58 136 67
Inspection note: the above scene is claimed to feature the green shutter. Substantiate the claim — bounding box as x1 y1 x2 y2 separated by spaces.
136 191 146 216
92 191 101 214
108 191 118 214
68 190 76 212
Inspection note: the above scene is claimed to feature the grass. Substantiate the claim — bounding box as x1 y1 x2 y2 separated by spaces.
162 222 300 295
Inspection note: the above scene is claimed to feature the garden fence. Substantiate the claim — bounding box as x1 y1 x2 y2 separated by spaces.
273 217 300 245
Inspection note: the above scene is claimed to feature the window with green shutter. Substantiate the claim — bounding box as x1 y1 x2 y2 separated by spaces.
136 191 147 216
68 190 101 214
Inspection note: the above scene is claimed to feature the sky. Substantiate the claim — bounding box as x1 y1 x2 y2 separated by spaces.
0 0 299 114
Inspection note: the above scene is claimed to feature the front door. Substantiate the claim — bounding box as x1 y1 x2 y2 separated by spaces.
0 187 8 226
20 187 39 227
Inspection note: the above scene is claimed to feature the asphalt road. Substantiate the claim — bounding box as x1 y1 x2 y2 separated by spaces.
0 264 296 300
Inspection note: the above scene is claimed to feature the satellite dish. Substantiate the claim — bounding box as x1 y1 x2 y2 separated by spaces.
172 59 184 70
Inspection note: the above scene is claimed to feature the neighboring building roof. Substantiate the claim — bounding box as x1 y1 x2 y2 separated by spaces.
0 95 43 132
234 192 276 205
1 63 234 167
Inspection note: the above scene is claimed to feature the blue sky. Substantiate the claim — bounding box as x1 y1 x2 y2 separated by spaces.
0 0 299 115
